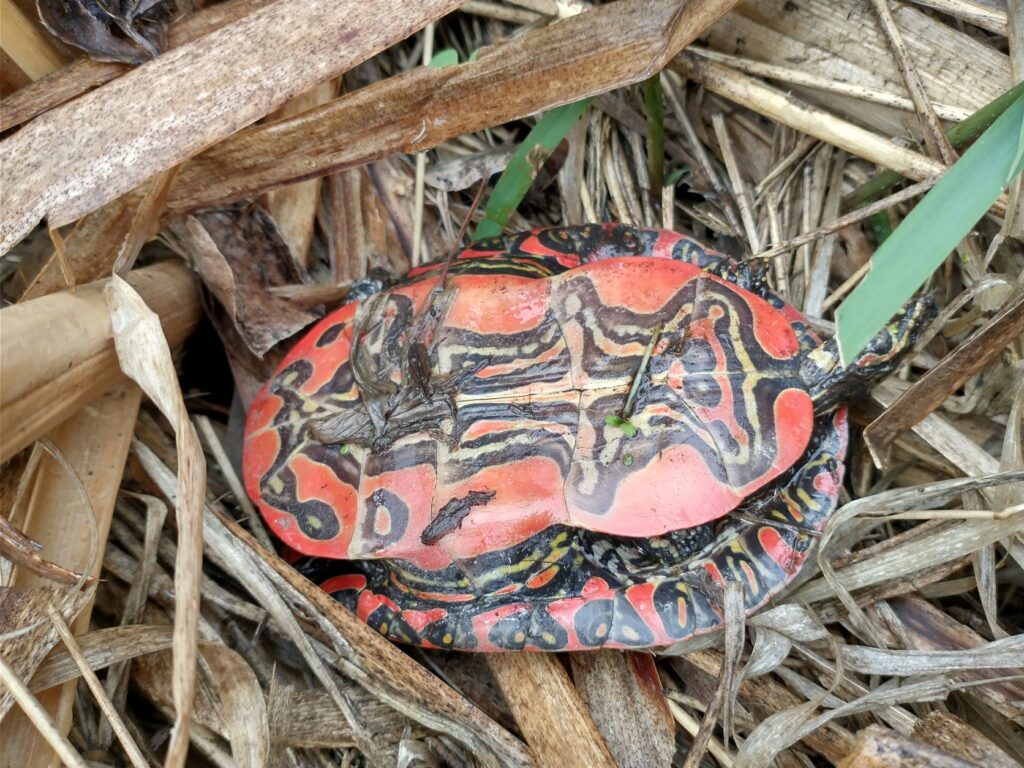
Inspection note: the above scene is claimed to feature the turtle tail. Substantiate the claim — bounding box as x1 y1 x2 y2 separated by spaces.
801 295 937 415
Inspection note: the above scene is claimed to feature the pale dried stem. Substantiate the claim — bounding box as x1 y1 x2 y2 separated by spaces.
0 653 88 768
46 606 148 768
666 699 734 767
869 0 957 166
690 47 971 122
712 112 760 252
194 415 275 552
412 21 436 267
773 172 940 254
906 0 1007 34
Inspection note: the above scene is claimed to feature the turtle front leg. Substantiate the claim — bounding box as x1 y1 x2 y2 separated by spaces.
800 295 936 415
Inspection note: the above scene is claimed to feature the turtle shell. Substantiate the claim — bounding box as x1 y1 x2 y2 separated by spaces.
244 224 846 651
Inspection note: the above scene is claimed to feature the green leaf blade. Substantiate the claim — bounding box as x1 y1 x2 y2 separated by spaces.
428 48 459 68
836 92 1024 365
472 99 591 240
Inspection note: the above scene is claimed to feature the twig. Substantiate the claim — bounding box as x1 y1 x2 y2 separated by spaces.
750 173 942 262
666 700 734 767
412 21 437 267
0 652 89 768
195 414 275 552
869 0 958 166
46 606 148 768
662 72 746 238
622 322 663 419
438 178 489 290
689 47 971 122
712 112 760 252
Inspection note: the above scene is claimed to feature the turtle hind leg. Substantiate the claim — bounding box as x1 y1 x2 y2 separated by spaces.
800 295 937 414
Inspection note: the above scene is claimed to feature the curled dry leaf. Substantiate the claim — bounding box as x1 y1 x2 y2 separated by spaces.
735 676 954 768
0 262 199 463
169 206 322 356
425 147 516 192
840 634 1024 676
36 0 178 64
105 275 206 768
199 643 271 768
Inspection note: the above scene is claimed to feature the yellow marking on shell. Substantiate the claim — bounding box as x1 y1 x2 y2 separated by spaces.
269 476 285 494
435 321 562 374
442 633 453 644
724 538 749 555
621 626 640 642
305 515 323 531
514 630 526 643
575 306 650 364
373 505 391 536
380 622 388 634
794 487 820 511
394 567 473 591
565 293 582 315
453 424 572 469
595 623 608 638
542 632 556 645
470 531 573 590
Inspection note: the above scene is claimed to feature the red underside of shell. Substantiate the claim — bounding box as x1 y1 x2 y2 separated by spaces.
244 258 814 565
242 224 846 651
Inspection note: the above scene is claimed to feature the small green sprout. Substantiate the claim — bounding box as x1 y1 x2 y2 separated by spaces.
605 414 637 438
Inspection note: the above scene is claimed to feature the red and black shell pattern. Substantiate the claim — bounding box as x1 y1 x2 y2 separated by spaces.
244 224 847 651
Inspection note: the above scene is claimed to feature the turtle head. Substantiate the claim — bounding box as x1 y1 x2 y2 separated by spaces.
801 295 937 414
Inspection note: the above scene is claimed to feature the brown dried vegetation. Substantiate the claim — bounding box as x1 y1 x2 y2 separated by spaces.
1 1 1022 767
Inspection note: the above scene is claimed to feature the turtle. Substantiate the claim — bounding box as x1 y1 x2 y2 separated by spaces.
243 223 934 652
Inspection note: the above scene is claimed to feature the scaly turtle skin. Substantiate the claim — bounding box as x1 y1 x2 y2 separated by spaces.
244 224 933 651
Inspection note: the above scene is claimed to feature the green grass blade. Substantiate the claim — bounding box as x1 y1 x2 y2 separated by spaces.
835 92 1024 365
473 99 591 241
428 48 459 68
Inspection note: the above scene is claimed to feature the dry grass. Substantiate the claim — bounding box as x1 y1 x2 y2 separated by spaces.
1 1 1022 767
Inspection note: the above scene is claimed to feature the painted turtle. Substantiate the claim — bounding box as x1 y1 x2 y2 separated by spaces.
244 224 932 651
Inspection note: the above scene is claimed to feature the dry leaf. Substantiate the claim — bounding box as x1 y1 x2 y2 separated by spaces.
105 274 206 768
36 0 176 64
163 0 743 214
184 206 321 356
199 643 270 768
1 0 466 254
